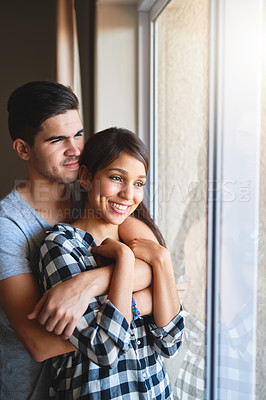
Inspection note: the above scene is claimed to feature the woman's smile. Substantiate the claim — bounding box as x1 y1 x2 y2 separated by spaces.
85 152 146 225
108 201 132 214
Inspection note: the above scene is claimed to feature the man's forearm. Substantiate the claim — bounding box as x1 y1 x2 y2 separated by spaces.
133 287 153 316
133 259 152 292
69 259 152 298
30 258 152 339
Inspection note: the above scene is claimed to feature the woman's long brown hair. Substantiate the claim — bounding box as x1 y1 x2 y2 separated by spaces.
80 127 166 247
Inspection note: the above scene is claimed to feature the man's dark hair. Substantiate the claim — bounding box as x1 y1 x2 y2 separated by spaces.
7 80 79 145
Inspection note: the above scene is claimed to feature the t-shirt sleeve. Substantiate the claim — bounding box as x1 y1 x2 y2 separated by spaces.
0 217 31 280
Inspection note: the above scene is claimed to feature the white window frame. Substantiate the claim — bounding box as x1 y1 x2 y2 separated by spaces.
138 0 171 217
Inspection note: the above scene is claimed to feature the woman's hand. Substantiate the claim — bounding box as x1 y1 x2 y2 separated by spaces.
129 238 170 267
91 238 134 263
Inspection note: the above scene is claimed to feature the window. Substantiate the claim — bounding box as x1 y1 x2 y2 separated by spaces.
138 0 265 398
154 1 209 399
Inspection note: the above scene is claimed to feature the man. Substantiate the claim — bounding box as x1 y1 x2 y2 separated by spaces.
0 81 152 399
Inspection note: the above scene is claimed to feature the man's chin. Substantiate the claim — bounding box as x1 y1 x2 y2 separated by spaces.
53 174 78 185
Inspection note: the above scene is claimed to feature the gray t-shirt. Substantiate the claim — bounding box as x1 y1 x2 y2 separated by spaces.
0 187 80 399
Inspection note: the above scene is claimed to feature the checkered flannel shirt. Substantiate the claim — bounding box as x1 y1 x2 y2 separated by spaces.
39 224 184 400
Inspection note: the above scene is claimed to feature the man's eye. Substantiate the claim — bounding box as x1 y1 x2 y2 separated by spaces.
51 138 63 144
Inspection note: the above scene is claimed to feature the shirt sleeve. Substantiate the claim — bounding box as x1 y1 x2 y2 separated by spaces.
39 232 132 369
71 299 131 368
146 308 185 358
0 217 31 280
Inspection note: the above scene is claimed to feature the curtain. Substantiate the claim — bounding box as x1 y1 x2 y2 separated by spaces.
56 0 83 119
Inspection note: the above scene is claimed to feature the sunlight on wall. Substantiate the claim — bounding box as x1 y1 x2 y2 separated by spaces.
154 1 209 398
156 0 209 323
95 3 138 133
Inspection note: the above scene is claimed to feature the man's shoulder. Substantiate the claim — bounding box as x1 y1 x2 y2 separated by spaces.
0 188 23 212
0 188 30 222
0 188 47 235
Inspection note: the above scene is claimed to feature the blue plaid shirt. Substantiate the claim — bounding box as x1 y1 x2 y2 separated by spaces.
39 224 184 399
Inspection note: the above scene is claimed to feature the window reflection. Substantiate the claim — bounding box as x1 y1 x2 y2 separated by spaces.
257 1 266 397
154 0 209 398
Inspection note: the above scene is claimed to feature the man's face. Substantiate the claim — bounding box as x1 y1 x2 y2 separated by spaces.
28 110 84 184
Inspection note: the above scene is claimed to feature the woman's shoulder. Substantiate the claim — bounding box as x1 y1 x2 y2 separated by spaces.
44 223 96 248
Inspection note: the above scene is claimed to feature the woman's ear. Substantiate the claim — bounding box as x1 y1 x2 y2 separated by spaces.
13 139 31 161
79 165 92 190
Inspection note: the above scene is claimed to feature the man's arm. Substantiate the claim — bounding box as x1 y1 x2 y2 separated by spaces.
133 286 153 316
0 273 75 362
27 216 154 341
28 257 152 339
0 215 77 361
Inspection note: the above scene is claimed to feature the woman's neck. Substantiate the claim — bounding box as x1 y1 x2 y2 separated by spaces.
73 214 120 245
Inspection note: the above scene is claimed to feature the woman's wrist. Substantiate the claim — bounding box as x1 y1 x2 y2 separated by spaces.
114 243 135 264
149 246 171 269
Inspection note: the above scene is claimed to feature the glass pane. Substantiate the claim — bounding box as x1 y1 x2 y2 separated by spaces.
154 1 209 399
214 2 262 399
257 1 266 398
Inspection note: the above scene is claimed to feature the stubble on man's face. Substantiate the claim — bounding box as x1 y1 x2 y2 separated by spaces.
31 152 80 184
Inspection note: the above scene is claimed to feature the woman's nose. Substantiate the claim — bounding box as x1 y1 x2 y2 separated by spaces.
119 183 134 200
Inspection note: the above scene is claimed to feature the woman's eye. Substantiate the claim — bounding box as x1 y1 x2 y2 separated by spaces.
110 175 122 182
135 181 145 188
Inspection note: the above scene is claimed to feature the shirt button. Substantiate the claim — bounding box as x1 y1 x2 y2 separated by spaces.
142 372 146 378
137 340 141 345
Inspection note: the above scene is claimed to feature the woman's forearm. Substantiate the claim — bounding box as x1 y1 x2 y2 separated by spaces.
107 249 135 323
129 238 181 328
151 252 181 327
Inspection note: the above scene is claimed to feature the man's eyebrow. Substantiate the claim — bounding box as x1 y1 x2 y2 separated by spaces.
108 168 146 179
44 129 84 142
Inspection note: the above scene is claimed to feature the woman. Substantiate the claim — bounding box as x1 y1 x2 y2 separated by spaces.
38 127 184 399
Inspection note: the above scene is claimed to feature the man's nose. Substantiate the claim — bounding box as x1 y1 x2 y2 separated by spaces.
65 139 81 156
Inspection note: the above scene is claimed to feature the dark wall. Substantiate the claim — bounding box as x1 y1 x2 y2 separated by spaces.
0 0 56 199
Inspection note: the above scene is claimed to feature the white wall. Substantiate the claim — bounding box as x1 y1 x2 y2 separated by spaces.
94 1 138 133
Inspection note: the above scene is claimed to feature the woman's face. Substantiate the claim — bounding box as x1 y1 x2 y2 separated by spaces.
86 152 146 225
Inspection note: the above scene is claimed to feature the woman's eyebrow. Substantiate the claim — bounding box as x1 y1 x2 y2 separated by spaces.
108 168 146 179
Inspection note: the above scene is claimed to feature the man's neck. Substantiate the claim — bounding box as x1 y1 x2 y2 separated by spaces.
17 179 73 225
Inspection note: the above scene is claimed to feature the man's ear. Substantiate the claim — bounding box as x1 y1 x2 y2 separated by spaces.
79 165 92 190
12 139 31 161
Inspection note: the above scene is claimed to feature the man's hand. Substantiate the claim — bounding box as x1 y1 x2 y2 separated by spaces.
27 274 92 339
